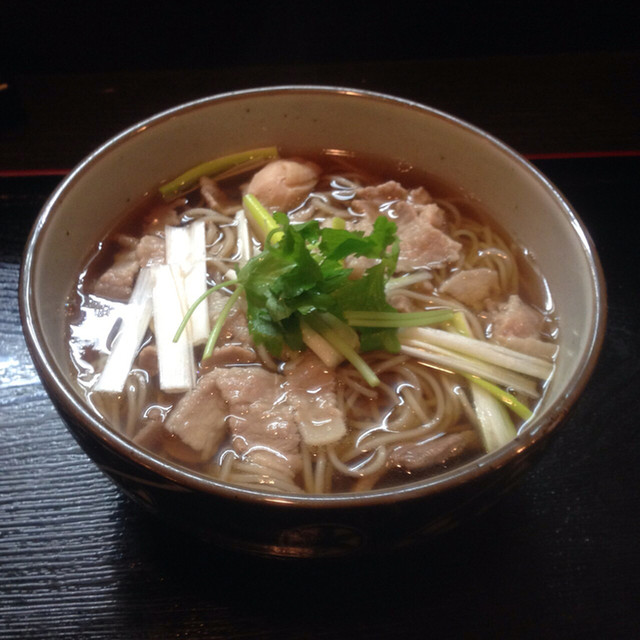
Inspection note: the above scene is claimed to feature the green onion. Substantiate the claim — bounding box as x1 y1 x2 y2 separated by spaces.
243 193 283 244
305 314 380 387
462 373 533 421
449 311 532 421
317 312 359 350
345 309 454 328
159 147 278 200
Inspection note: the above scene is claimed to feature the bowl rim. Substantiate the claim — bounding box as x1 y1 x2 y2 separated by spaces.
19 84 607 508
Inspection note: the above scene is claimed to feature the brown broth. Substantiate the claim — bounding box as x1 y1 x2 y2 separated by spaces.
66 150 557 493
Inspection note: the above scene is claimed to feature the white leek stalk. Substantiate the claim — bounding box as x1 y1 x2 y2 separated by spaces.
301 322 344 368
450 311 517 451
94 268 153 393
152 264 195 393
400 341 539 398
400 326 553 379
471 384 517 451
234 209 252 267
165 221 210 344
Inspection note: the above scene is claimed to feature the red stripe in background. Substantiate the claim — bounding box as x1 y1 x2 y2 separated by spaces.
0 150 638 178
0 168 71 177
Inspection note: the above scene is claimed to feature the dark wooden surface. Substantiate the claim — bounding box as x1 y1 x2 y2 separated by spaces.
1 47 639 638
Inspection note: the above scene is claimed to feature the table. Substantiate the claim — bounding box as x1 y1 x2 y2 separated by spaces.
1 51 639 638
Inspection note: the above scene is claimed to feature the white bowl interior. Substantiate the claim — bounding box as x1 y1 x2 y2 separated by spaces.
31 87 602 441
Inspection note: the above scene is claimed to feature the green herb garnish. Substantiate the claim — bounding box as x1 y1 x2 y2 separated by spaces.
176 196 449 386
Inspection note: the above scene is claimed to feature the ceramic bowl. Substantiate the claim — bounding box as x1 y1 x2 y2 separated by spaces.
20 86 606 557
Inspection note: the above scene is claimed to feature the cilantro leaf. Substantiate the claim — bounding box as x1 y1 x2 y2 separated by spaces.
235 203 401 358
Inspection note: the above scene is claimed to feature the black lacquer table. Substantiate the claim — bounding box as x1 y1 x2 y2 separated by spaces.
1 52 639 639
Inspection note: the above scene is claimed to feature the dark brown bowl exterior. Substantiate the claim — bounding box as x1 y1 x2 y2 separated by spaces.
19 86 606 558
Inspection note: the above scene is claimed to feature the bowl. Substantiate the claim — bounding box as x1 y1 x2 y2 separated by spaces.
20 86 606 557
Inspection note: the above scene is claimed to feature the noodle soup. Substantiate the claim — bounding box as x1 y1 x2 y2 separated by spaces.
67 149 557 495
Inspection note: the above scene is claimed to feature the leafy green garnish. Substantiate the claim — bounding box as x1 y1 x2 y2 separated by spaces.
176 199 426 386
236 211 400 357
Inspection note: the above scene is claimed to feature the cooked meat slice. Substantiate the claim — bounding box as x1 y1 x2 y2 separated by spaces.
164 373 228 461
94 250 139 300
213 367 302 477
488 295 557 357
199 176 229 211
135 235 165 266
134 416 204 465
389 430 481 472
246 159 320 212
199 345 258 373
207 290 252 347
284 352 346 446
395 214 461 271
491 294 544 339
353 183 441 226
348 186 458 271
94 234 166 300
348 200 378 232
408 186 435 205
388 293 415 312
355 180 408 203
413 202 446 229
387 200 446 229
114 234 138 250
439 268 500 308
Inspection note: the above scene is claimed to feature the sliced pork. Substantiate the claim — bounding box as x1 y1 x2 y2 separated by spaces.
164 373 228 461
93 251 139 300
284 352 346 447
408 186 435 205
395 214 461 271
199 345 258 371
199 176 230 211
389 430 481 472
207 290 254 352
439 267 500 308
355 180 409 203
348 180 461 271
213 366 302 478
490 294 543 338
489 294 556 359
94 234 165 300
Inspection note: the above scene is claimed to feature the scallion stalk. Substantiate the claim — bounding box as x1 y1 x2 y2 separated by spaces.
243 193 283 244
345 309 454 328
449 311 532 420
462 373 533 421
159 147 278 200
305 313 380 387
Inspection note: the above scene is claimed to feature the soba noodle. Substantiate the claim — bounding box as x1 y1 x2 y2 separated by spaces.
67 152 556 494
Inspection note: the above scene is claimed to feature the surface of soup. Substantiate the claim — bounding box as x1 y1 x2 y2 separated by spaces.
67 149 557 494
